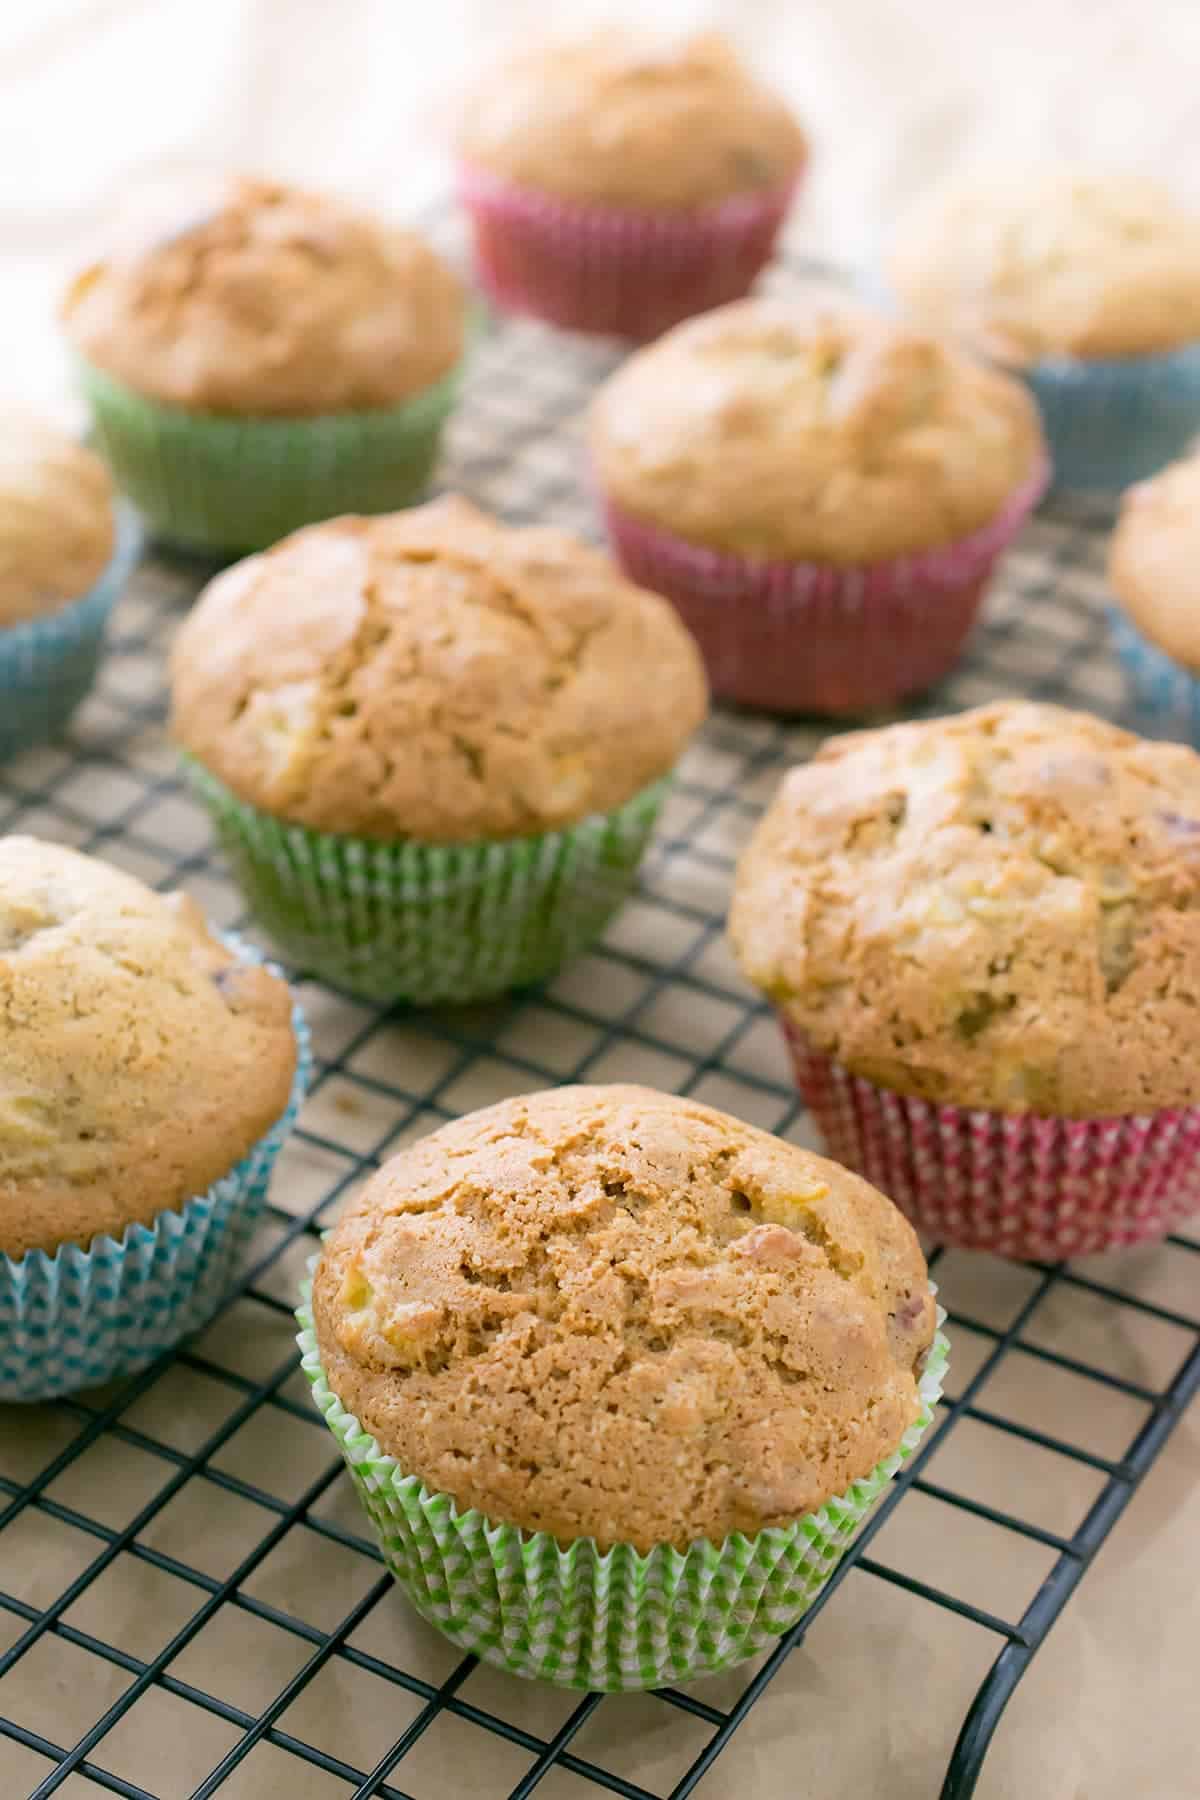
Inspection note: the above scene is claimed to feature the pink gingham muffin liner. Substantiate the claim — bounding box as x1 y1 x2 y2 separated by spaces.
600 459 1050 714
457 162 800 341
783 1024 1200 1259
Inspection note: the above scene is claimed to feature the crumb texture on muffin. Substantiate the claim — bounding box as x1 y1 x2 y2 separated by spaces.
0 416 115 625
889 168 1200 363
589 294 1044 562
0 836 296 1258
731 700 1200 1116
61 178 467 416
457 30 805 211
312 1083 935 1550
1109 453 1200 671
171 496 708 842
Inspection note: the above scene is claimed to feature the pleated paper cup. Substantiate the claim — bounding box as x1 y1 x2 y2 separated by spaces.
183 756 669 1005
1022 343 1200 494
0 944 310 1403
0 508 141 762
76 355 465 556
599 461 1049 715
783 1023 1200 1260
296 1279 948 1691
1109 608 1200 748
458 162 800 342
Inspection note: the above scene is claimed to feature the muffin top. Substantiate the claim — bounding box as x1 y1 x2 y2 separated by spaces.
0 416 116 626
171 495 708 843
731 701 1200 1117
888 168 1200 364
589 294 1045 563
61 177 467 416
0 836 296 1258
312 1083 935 1550
457 30 805 211
1109 454 1200 671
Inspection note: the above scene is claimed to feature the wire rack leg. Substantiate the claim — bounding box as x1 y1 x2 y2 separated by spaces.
940 1643 1029 1800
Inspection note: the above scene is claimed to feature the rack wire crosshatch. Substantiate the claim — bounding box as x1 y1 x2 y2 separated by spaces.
2 233 1200 1800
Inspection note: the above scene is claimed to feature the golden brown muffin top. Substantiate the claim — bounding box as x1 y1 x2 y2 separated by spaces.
0 836 297 1258
0 416 115 626
1109 453 1200 671
730 701 1200 1117
888 168 1200 364
61 177 467 416
171 495 707 843
312 1084 935 1550
457 30 805 210
589 294 1045 563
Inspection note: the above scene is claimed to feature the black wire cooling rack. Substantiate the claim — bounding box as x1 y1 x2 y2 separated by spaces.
2 234 1200 1800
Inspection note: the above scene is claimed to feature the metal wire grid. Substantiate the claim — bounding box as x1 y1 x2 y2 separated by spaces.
2 258 1200 1800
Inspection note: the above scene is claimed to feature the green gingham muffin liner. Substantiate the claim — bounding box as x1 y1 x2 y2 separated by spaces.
0 508 141 762
0 941 310 1403
76 353 465 555
183 756 670 1005
296 1281 948 1691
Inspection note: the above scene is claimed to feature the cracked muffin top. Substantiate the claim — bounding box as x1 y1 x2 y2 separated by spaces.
457 30 805 211
170 495 708 842
730 701 1200 1117
61 177 467 416
0 836 296 1258
0 416 115 626
588 294 1045 563
312 1083 936 1549
1109 453 1200 671
888 168 1200 364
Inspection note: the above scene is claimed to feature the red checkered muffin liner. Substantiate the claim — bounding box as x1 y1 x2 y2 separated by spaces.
458 162 799 342
599 460 1049 715
783 1022 1200 1259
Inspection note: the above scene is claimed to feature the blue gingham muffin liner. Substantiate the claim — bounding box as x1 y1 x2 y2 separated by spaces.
1022 344 1200 494
0 939 310 1403
298 1273 948 1691
0 507 141 762
1109 608 1200 746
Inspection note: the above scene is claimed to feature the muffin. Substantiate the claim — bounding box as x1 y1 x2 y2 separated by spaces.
590 293 1048 713
171 495 707 1002
0 836 307 1401
297 1084 947 1689
456 30 806 340
1108 453 1200 742
888 168 1200 492
62 177 469 553
730 700 1200 1258
0 414 139 759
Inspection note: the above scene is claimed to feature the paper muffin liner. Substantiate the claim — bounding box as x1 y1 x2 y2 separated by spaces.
1022 343 1200 494
296 1278 948 1691
458 162 799 342
182 756 669 1004
599 461 1049 714
1109 608 1200 747
0 508 141 762
75 354 465 555
783 1023 1200 1259
0 941 310 1403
